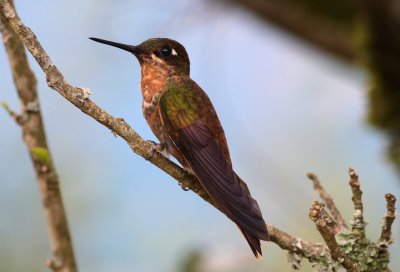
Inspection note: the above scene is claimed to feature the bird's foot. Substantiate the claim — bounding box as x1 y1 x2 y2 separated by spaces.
146 140 169 160
178 168 194 191
178 182 190 191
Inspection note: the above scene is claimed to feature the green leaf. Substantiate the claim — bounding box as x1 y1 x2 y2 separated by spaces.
1 101 12 114
31 147 50 165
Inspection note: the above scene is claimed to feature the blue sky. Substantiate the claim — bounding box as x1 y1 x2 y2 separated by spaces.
1 1 398 271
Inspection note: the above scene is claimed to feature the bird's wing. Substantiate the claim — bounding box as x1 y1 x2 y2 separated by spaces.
159 80 268 239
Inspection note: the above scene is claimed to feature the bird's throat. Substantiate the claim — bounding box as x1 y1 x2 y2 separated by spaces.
140 63 171 103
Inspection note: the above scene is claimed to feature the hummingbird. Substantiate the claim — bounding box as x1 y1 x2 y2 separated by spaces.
90 37 269 257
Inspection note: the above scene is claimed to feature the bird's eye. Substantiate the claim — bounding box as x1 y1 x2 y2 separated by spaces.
160 47 172 57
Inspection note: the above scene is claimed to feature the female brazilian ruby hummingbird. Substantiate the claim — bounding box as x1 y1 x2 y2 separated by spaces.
90 37 269 257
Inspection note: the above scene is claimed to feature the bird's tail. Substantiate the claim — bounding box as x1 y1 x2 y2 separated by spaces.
238 226 264 259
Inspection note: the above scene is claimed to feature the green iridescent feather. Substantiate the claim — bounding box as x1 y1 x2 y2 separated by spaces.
160 85 200 130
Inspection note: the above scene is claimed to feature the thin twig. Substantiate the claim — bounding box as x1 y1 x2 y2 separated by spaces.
309 201 358 272
1 100 23 124
348 167 365 234
267 224 331 263
0 0 333 262
307 173 348 229
378 194 396 246
0 1 77 271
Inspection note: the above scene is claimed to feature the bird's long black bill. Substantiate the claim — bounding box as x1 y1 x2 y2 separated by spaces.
89 37 141 54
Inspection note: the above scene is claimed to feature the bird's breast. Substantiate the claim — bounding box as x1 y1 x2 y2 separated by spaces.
140 67 169 144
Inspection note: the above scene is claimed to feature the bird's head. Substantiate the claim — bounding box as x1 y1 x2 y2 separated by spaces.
90 37 190 76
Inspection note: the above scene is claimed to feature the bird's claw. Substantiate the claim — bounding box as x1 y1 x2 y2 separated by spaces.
178 182 190 191
148 140 166 152
146 140 168 160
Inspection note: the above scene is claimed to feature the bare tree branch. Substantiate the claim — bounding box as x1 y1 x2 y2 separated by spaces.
348 167 365 235
307 173 348 229
0 1 77 271
309 201 358 272
378 194 396 246
267 223 330 264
